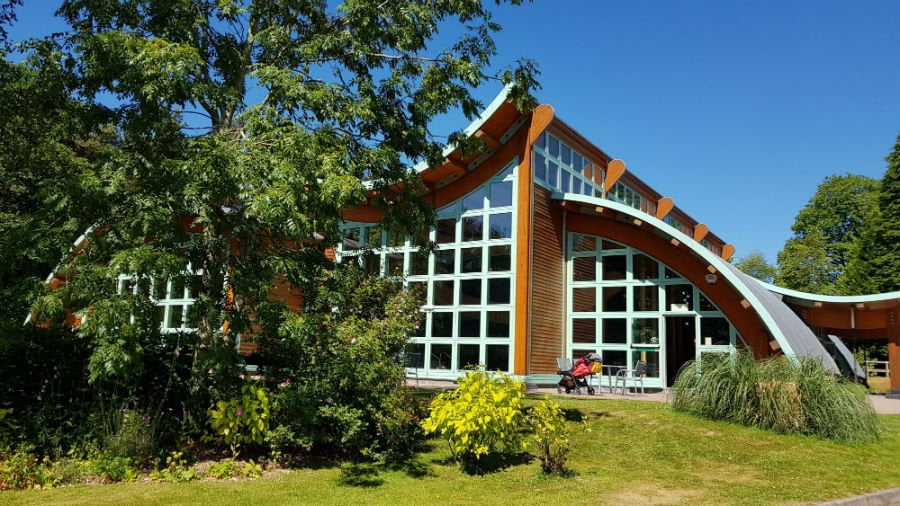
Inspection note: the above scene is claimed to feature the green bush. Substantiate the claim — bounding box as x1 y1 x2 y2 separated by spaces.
528 397 574 475
150 451 198 483
672 351 881 443
422 369 526 468
102 408 158 465
207 458 263 479
47 457 89 486
259 266 425 461
0 451 53 490
89 453 139 483
209 384 271 456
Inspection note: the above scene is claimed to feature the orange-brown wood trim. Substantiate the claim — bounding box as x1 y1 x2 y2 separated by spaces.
655 197 674 220
693 224 709 242
565 212 772 358
604 159 627 193
475 130 501 151
514 103 554 375
890 332 900 392
721 244 736 261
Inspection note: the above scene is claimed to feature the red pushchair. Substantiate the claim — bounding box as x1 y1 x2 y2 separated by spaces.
556 353 602 395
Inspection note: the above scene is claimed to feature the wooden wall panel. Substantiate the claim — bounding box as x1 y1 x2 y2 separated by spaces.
528 185 567 374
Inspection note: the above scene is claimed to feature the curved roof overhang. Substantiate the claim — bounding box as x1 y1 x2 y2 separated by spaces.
552 191 839 373
758 281 900 311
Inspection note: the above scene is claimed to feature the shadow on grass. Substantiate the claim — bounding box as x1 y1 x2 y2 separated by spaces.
337 463 384 488
459 451 534 476
561 408 584 422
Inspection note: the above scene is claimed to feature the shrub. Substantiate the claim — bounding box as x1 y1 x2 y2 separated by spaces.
259 267 425 461
422 369 526 468
47 458 89 486
150 451 198 483
528 397 573 475
207 458 263 479
0 451 53 490
209 383 271 456
672 351 881 443
102 408 158 465
89 453 139 483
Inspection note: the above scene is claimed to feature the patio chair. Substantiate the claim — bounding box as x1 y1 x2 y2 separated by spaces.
614 360 647 395
402 352 422 387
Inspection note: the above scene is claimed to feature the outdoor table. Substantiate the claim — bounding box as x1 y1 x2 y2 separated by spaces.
601 365 626 393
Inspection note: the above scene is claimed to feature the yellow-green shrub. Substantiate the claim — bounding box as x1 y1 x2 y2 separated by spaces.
528 397 573 475
421 370 525 467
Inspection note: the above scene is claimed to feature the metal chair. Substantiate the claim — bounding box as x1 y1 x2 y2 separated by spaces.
403 352 422 387
614 360 647 395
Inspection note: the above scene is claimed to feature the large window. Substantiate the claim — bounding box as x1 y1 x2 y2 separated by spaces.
532 131 602 198
339 160 517 377
567 233 739 387
117 272 202 332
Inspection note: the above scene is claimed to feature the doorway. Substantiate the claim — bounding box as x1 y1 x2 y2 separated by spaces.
666 316 696 386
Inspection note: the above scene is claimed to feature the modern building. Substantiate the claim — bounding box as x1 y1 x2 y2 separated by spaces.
40 87 900 394
338 86 900 392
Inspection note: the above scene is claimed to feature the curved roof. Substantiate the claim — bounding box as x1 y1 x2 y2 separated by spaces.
758 281 900 306
552 191 840 373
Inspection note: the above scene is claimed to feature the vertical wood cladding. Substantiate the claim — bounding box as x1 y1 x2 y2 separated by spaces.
238 276 303 356
528 185 566 374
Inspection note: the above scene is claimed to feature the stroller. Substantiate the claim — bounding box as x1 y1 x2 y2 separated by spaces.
556 353 602 395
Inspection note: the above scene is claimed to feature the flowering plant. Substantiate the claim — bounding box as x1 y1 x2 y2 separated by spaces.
208 384 271 456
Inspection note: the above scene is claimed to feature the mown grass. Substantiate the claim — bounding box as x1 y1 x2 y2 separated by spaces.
5 396 900 506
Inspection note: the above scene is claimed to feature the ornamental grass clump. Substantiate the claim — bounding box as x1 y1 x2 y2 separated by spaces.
671 351 880 443
422 369 526 470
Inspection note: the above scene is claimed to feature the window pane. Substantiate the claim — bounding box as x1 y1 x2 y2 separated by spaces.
572 234 596 252
572 153 583 171
603 318 627 344
168 305 183 328
387 230 405 247
486 311 510 338
489 181 513 207
489 245 511 271
459 312 480 338
572 287 596 312
665 268 681 279
573 257 596 282
430 343 452 369
534 131 545 149
433 280 454 305
534 152 546 182
364 254 381 275
633 254 658 280
386 252 404 276
410 251 429 276
549 135 559 157
700 317 730 346
486 345 509 372
560 172 570 192
431 313 453 337
458 344 480 370
343 227 360 250
699 294 718 312
602 350 627 371
602 255 627 280
561 144 571 165
572 318 596 343
547 161 558 187
602 286 626 312
405 343 425 368
632 349 660 378
365 225 382 247
171 277 186 299
487 278 511 304
462 187 485 211
154 279 168 300
602 240 625 251
462 216 483 242
666 284 693 311
488 213 512 239
434 249 455 274
460 279 481 305
573 178 582 194
633 318 659 345
461 247 482 273
436 218 456 244
634 286 659 312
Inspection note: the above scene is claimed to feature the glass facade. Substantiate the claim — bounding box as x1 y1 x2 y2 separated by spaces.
567 232 738 387
532 131 603 198
339 159 517 377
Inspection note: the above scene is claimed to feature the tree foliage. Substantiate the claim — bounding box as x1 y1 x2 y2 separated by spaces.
734 250 776 283
776 174 879 294
24 0 537 424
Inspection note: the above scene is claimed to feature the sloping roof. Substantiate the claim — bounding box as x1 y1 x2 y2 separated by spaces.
759 281 900 307
722 263 839 373
826 334 867 382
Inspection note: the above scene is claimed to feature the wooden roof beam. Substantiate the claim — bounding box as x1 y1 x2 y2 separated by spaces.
604 159 627 193
475 130 501 151
656 197 674 220
693 224 709 242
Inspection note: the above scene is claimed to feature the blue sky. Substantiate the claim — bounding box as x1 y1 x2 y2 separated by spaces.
8 1 900 263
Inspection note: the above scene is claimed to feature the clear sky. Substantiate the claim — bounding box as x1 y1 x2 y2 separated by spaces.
7 1 900 263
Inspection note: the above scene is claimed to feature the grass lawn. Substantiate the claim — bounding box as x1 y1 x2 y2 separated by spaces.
6 395 900 506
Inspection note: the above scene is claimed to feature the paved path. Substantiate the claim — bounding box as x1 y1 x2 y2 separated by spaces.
408 379 900 415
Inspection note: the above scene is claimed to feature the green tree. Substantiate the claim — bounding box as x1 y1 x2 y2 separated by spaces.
775 230 834 293
734 250 776 283
846 133 900 293
28 0 538 423
776 174 879 294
